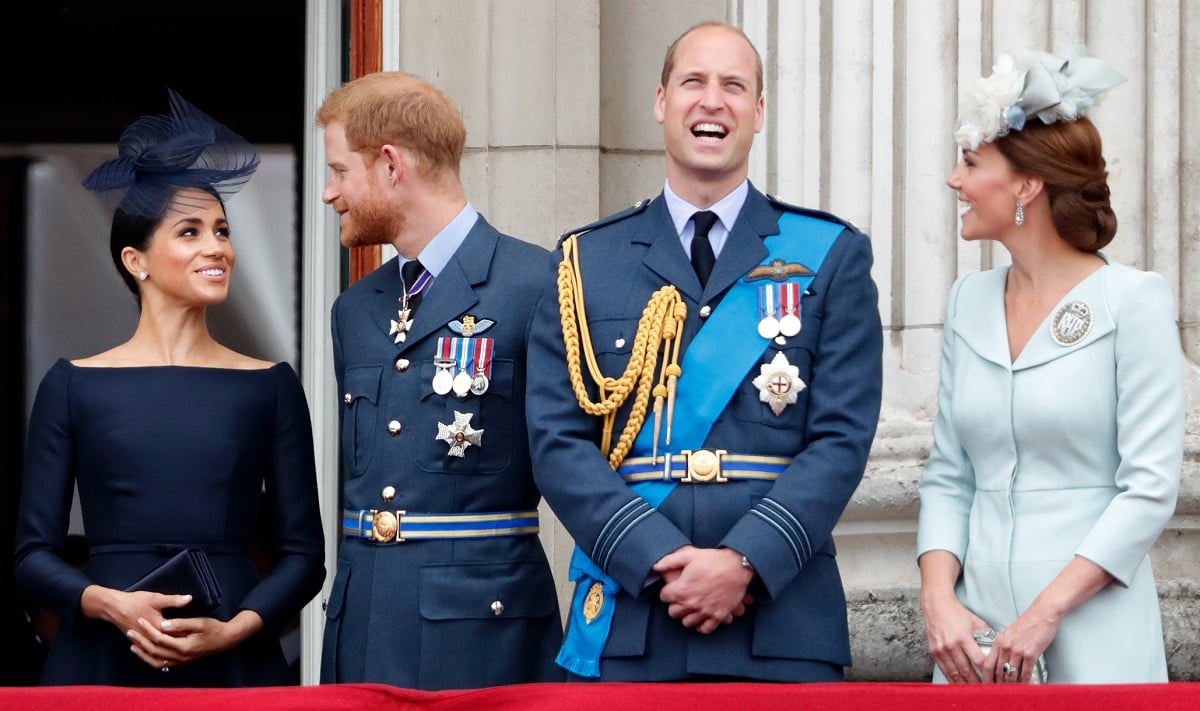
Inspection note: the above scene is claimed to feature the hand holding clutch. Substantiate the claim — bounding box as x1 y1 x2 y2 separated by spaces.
124 548 222 619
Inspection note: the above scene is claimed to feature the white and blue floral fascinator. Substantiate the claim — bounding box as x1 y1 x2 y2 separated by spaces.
82 89 260 218
954 46 1125 151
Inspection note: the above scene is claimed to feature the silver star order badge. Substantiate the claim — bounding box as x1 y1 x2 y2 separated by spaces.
752 351 805 416
436 411 484 458
389 307 413 344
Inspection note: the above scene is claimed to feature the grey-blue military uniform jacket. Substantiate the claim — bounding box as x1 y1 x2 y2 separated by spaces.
321 215 563 689
526 185 883 681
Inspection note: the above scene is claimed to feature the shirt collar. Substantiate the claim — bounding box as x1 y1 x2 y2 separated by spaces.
662 179 749 236
398 202 478 279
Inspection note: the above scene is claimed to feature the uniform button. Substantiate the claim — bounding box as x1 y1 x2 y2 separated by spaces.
394 358 410 372
343 392 352 404
381 485 396 502
615 338 626 349
699 305 712 319
387 420 402 436
491 600 504 616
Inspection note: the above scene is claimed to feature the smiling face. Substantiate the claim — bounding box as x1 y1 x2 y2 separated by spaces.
946 142 1023 242
131 189 235 307
655 24 765 203
322 120 404 248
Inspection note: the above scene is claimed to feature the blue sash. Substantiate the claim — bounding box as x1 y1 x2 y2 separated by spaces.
556 212 844 677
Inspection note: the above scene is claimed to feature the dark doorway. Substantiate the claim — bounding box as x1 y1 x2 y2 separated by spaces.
0 0 306 685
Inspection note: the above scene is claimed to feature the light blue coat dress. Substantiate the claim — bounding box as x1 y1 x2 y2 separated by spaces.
917 259 1184 683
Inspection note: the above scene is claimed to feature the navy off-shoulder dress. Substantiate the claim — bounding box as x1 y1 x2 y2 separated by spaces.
14 359 325 687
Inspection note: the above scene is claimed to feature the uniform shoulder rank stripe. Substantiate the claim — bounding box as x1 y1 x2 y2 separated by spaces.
766 193 863 234
556 197 655 247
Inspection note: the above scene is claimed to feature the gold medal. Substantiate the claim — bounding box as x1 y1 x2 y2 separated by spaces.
452 371 474 398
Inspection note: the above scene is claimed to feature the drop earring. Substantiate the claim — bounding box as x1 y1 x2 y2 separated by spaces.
138 271 148 281
1014 199 1025 226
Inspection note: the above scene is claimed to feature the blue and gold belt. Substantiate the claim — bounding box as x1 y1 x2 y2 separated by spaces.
616 450 790 484
342 509 539 544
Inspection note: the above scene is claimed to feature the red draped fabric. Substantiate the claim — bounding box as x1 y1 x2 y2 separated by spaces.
3 682 1200 710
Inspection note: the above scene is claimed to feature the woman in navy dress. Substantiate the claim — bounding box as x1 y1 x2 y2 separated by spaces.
14 91 325 686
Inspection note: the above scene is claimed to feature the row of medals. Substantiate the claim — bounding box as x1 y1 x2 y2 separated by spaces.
433 358 489 398
757 282 802 341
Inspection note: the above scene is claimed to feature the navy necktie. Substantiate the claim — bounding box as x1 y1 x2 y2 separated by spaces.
401 259 427 313
690 210 718 287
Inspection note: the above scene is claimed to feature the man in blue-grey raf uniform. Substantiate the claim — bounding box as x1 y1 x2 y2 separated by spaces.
527 21 883 681
316 71 562 689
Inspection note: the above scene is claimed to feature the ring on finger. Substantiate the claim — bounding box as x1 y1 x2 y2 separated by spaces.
1002 662 1016 676
161 660 170 672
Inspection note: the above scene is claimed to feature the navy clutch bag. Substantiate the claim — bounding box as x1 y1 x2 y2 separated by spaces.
124 548 222 619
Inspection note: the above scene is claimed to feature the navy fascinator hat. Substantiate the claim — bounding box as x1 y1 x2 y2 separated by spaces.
82 89 260 219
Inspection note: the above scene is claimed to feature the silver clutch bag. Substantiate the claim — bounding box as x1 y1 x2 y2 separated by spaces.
973 628 1048 683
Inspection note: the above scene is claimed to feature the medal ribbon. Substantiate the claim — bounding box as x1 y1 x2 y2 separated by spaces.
758 284 778 322
401 267 432 306
474 337 493 378
454 337 476 377
781 282 800 319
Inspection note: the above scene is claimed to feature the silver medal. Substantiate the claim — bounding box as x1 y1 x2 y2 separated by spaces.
778 313 802 338
757 316 781 340
471 374 490 396
436 411 484 458
432 360 454 396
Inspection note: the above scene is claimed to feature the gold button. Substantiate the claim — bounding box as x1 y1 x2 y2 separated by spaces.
490 600 504 616
699 305 712 318
395 358 410 372
381 486 396 502
343 392 352 404
387 420 402 436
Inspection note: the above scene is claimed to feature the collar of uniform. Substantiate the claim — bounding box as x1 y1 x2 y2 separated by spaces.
398 201 479 280
662 179 748 258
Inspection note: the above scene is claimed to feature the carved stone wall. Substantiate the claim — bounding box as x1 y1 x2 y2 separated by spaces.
331 0 1200 681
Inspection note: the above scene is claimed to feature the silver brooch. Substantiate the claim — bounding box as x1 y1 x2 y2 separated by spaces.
1050 300 1092 347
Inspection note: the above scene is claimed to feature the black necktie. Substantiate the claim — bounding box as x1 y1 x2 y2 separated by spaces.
401 259 427 314
690 210 718 287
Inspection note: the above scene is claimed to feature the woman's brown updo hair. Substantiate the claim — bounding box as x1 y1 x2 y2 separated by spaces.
993 116 1117 252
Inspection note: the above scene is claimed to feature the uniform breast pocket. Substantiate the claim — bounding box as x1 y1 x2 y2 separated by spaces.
342 365 382 477
416 358 516 475
587 317 637 381
733 311 821 430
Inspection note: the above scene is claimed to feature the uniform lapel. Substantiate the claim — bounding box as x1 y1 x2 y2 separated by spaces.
367 258 409 342
638 196 704 303
701 187 773 301
395 217 495 353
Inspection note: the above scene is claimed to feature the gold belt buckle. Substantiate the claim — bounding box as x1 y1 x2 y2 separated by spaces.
680 449 727 483
370 509 406 543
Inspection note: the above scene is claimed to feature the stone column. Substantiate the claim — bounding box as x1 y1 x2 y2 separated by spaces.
380 0 1200 680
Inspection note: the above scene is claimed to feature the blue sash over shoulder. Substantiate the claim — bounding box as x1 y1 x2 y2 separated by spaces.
556 212 844 678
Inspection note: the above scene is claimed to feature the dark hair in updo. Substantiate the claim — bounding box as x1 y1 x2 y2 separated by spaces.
110 207 158 306
993 116 1117 252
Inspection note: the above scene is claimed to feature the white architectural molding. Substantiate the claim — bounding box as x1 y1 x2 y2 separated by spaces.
299 0 342 686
